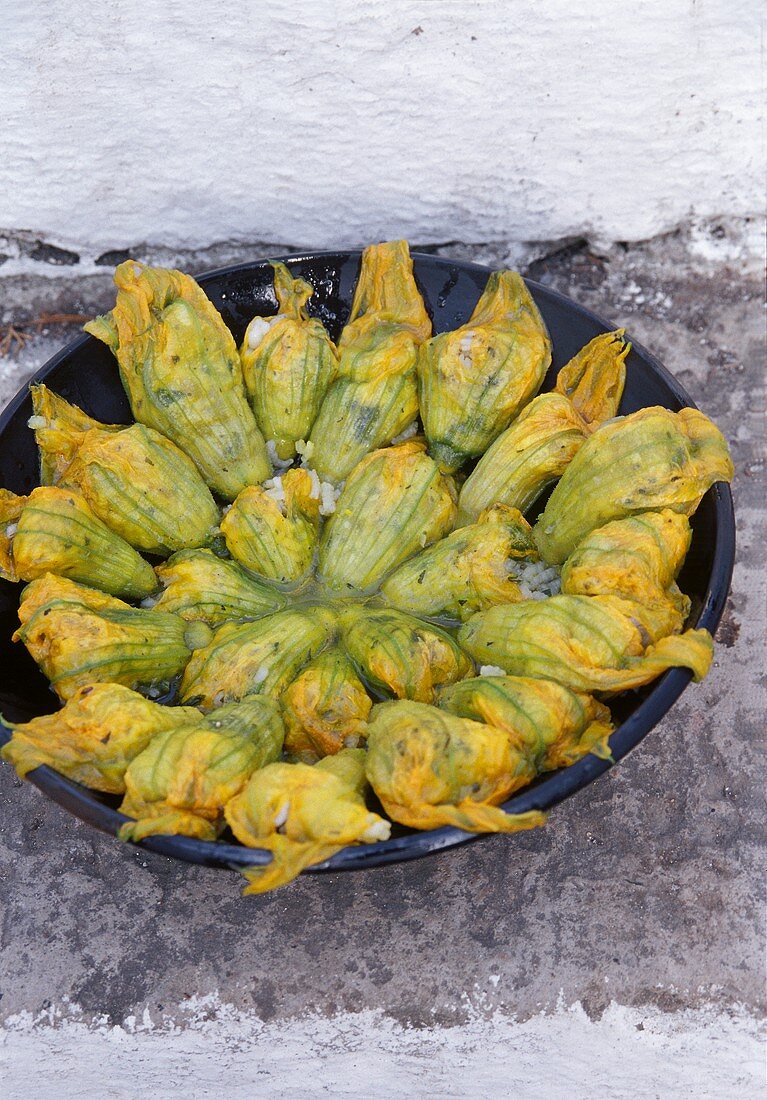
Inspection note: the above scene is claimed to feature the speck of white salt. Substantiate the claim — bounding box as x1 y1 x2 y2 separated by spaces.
5 522 17 538
479 665 506 677
27 415 48 430
253 665 269 685
458 333 474 367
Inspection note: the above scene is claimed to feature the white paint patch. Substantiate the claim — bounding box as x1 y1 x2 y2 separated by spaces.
0 996 762 1099
0 3 762 257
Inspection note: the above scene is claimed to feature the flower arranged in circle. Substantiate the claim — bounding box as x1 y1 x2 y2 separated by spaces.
1 242 733 894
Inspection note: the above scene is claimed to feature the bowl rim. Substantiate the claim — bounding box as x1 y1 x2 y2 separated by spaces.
0 250 736 875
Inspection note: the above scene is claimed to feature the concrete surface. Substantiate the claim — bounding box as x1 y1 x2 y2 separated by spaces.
1 2 763 259
0 233 764 1095
1 999 763 1099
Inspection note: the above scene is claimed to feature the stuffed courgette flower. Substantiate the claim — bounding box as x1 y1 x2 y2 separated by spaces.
533 406 734 565
180 605 337 709
84 261 270 498
153 549 285 625
437 675 614 771
0 486 156 599
281 647 372 761
380 504 538 621
560 510 692 639
308 241 431 481
29 385 220 555
118 697 284 842
338 240 432 351
0 683 202 793
14 575 196 701
225 748 391 893
458 594 713 694
28 384 121 485
319 441 456 592
221 468 320 584
339 606 471 703
365 701 547 833
0 490 25 580
418 271 551 472
240 263 338 461
458 330 629 523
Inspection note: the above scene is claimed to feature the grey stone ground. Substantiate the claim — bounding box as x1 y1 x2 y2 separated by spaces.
0 234 763 1030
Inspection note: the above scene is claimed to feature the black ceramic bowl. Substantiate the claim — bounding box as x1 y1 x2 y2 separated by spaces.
0 252 735 875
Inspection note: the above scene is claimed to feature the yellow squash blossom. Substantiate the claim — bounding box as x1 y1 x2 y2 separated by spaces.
308 241 431 481
533 406 734 565
226 749 391 893
84 261 270 498
418 270 551 472
240 262 338 460
319 441 456 593
365 700 547 833
457 330 629 523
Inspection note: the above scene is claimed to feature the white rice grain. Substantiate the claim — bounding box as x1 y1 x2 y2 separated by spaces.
508 557 562 599
458 334 474 367
319 480 341 516
362 820 392 843
266 440 293 472
391 421 419 445
295 439 315 464
246 314 284 350
263 477 287 514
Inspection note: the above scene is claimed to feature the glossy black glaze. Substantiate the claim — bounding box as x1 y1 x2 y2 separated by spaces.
0 252 735 875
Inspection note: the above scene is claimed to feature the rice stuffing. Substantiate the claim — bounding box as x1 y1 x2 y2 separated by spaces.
246 314 284 350
304 467 342 516
508 558 562 600
263 477 287 514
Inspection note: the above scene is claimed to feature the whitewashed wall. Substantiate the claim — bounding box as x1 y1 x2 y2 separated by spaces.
1 0 762 259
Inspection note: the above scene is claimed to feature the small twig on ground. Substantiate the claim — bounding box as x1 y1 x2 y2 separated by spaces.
0 313 90 357
0 325 31 356
30 313 91 329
